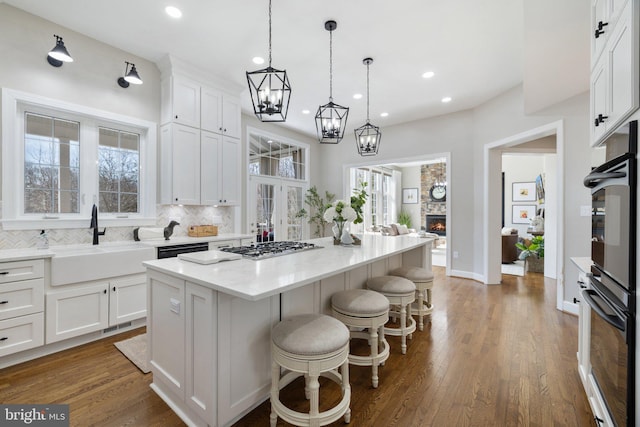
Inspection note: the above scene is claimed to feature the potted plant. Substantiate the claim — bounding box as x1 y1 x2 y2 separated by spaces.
296 186 335 238
397 209 412 229
516 236 544 273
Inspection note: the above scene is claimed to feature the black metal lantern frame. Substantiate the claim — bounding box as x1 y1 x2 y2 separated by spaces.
355 57 381 156
316 20 349 144
246 0 292 122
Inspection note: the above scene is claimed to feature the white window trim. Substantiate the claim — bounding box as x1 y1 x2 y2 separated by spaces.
1 88 157 230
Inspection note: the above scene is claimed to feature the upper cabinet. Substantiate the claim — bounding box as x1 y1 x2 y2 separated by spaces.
590 0 639 146
201 86 242 139
158 56 243 206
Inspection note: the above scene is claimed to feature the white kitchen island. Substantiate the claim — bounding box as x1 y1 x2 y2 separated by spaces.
143 234 434 427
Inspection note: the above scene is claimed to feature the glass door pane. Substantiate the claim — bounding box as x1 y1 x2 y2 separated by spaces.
284 184 304 241
250 179 277 242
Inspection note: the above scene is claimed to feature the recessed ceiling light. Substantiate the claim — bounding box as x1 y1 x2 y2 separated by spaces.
267 139 273 144
165 6 182 18
441 97 452 103
422 71 435 79
302 109 310 115
380 112 389 117
252 56 265 65
353 93 363 100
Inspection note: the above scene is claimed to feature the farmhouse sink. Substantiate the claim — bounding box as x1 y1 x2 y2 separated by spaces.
50 243 156 286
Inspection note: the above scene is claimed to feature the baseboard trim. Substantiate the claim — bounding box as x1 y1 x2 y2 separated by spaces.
448 269 484 283
562 301 579 316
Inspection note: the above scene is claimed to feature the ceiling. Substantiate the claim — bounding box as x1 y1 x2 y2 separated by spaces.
6 0 528 138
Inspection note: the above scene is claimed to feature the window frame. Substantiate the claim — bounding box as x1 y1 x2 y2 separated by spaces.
2 88 157 230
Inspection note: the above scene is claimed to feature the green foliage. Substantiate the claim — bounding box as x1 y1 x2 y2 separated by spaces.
516 236 544 259
397 210 412 228
297 186 335 238
350 182 368 225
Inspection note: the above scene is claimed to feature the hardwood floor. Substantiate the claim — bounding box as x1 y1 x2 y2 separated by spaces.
0 268 594 426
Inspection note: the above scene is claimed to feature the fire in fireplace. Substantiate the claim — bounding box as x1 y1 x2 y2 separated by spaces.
426 214 446 236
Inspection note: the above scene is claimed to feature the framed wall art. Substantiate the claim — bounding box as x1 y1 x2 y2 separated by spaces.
512 205 536 224
512 181 536 202
402 188 418 204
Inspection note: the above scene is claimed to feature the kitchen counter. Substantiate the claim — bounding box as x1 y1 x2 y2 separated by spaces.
144 234 435 300
145 233 434 427
570 256 593 274
0 247 55 262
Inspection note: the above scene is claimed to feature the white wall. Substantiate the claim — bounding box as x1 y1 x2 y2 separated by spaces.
502 154 545 235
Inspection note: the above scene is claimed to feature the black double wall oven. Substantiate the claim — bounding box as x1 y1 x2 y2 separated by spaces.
583 120 637 426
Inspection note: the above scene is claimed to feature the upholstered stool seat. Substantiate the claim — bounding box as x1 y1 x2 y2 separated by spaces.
367 276 417 354
331 289 390 388
390 266 434 331
270 314 351 427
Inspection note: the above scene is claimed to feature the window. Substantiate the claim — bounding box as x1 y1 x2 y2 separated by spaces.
98 128 140 214
248 133 306 181
24 113 80 214
2 88 157 230
350 166 396 231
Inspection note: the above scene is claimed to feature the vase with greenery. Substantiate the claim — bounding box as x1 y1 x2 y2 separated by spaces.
296 186 335 238
516 236 544 272
350 181 368 225
397 209 412 229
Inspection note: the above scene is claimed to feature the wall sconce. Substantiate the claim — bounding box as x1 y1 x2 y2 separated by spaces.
47 34 73 67
117 61 143 88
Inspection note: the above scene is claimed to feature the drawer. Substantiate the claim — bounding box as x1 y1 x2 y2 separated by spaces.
0 312 44 357
0 278 45 321
0 259 45 283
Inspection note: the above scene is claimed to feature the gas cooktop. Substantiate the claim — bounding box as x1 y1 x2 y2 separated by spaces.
220 241 321 260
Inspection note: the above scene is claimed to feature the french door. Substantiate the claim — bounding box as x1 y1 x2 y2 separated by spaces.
248 176 307 242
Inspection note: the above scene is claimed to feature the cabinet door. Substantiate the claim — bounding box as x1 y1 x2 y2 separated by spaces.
201 86 222 134
172 124 201 205
608 1 636 129
45 284 109 344
592 0 610 67
172 76 201 128
0 259 44 283
148 272 185 399
185 282 216 424
200 131 222 205
220 136 240 205
109 274 146 325
591 59 608 145
222 95 242 139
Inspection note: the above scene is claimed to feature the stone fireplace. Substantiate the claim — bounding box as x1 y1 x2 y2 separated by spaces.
425 214 446 236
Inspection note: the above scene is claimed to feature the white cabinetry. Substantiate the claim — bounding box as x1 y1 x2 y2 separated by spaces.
201 132 240 206
160 72 242 206
46 273 146 344
590 0 639 145
0 259 45 357
576 271 590 388
160 124 201 205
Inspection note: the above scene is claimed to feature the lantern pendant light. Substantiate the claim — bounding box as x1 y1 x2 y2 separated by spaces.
316 20 349 144
354 57 381 156
246 0 292 122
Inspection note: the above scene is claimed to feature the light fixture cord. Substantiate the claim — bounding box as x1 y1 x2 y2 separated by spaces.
268 0 272 67
329 28 333 101
366 62 370 122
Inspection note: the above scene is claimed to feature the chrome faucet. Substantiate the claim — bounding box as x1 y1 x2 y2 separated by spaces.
90 204 105 245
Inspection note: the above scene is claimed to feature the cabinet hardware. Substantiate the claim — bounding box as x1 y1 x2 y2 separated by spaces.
175 197 179 202
594 416 604 426
175 115 178 119
223 128 227 132
0 337 7 341
594 114 608 127
577 279 586 289
103 289 107 294
594 21 608 38
0 300 8 304
0 272 9 275
573 297 580 304
113 286 116 292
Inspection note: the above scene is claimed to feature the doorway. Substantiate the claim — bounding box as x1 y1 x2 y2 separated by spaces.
484 121 564 310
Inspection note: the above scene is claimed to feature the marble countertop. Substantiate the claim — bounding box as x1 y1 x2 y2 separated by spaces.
0 233 253 263
570 257 593 274
143 234 435 301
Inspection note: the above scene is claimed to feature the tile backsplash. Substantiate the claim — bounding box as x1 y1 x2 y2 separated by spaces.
0 204 234 249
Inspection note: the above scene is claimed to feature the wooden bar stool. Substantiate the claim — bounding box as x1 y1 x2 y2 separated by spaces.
366 276 416 354
270 313 351 427
331 289 390 388
390 266 434 331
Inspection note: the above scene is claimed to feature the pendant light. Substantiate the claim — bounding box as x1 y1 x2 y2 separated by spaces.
117 61 143 88
246 0 292 122
315 20 349 144
354 58 381 156
47 34 73 67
